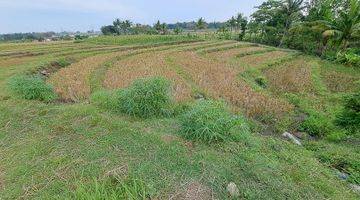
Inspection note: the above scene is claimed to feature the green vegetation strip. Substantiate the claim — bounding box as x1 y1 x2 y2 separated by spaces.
85 35 202 46
235 48 276 58
198 42 252 54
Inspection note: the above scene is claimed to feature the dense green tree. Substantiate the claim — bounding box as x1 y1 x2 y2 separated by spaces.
236 13 248 40
161 23 168 34
279 0 306 46
250 0 285 45
227 16 237 31
101 25 116 35
305 0 333 21
111 19 133 35
154 20 163 34
321 0 360 49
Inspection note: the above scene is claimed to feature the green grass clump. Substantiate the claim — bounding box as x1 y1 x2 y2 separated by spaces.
336 91 360 134
8 75 57 102
299 112 334 137
85 34 200 46
74 178 150 200
91 77 173 118
179 100 245 143
55 58 72 67
118 77 172 118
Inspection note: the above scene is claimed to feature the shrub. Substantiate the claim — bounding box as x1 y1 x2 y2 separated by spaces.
90 77 173 118
118 77 172 118
299 112 334 137
8 75 57 102
336 91 360 134
179 100 245 143
336 49 360 68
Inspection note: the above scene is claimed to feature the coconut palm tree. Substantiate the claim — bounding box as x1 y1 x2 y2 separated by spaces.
196 18 207 30
321 0 360 49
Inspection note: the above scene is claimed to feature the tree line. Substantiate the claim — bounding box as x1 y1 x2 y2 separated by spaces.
100 17 221 35
0 32 56 42
245 0 359 67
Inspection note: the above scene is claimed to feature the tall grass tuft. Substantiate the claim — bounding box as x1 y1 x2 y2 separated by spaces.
336 91 360 134
299 112 334 137
91 77 173 118
118 77 172 118
179 100 245 143
8 75 57 102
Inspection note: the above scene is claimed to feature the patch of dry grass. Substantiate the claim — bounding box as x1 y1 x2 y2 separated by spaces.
48 51 130 101
321 71 359 93
169 52 293 118
104 52 193 102
264 58 314 93
237 51 290 67
207 46 266 62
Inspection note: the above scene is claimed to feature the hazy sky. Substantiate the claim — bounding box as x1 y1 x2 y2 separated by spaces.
0 0 265 34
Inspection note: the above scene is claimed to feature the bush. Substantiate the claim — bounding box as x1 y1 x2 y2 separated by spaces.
284 23 323 55
90 77 171 118
118 77 172 118
179 100 245 143
336 91 360 134
299 112 334 137
336 49 360 68
8 75 57 102
90 77 173 118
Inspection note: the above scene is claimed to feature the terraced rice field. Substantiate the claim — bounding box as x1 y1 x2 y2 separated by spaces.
46 40 294 118
1 37 360 199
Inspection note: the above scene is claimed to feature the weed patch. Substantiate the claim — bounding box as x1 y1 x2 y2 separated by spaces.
299 112 334 137
336 91 360 134
179 100 248 143
8 75 57 102
118 77 172 118
92 77 174 118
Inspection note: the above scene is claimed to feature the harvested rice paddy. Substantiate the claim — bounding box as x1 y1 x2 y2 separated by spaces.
1 36 359 199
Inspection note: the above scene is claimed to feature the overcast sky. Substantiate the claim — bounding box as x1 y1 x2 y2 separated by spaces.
0 0 265 34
